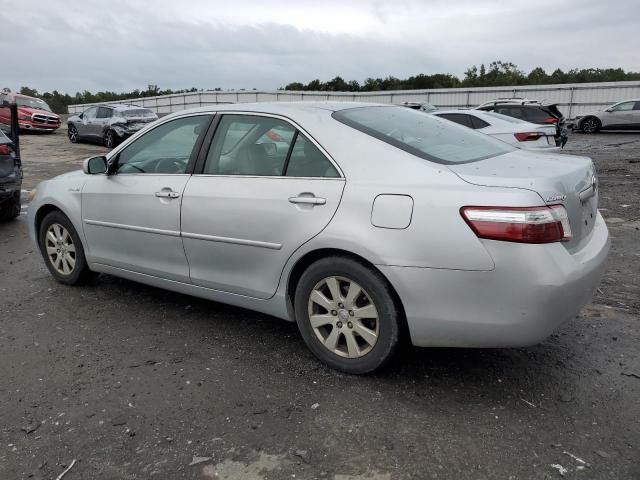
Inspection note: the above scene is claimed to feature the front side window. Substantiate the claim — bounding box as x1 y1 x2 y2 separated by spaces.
84 107 97 120
333 106 513 164
115 115 210 174
611 102 634 112
204 115 295 176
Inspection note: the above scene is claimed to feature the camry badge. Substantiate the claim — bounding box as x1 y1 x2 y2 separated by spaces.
545 194 566 203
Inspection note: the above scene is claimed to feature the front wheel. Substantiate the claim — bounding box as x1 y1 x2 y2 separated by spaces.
581 117 600 134
68 124 80 143
38 210 96 285
294 256 400 374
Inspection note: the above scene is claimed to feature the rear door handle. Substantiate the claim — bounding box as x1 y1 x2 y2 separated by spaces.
288 195 326 205
155 190 181 199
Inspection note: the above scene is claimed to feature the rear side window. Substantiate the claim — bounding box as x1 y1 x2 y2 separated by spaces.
286 134 339 178
333 106 513 164
523 107 554 123
97 107 112 119
469 115 489 129
436 113 473 128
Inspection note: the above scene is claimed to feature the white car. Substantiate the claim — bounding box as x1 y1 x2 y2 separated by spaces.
433 109 559 151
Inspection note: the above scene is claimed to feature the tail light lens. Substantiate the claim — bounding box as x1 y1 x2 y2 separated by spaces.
461 206 572 244
514 132 544 142
543 117 559 124
0 144 10 155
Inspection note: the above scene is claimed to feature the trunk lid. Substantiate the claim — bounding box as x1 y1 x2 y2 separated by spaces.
448 150 598 251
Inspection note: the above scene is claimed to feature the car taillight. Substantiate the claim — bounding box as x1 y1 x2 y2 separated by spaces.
0 144 10 155
514 132 544 142
461 206 572 244
543 117 559 124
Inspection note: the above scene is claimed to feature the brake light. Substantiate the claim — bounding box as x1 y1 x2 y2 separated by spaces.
461 206 572 243
514 132 544 142
543 117 559 124
0 144 10 155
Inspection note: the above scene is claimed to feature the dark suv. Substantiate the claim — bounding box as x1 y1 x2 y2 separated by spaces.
476 99 568 147
0 101 22 221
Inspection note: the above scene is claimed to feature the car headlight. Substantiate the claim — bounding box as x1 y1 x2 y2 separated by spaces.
28 188 37 201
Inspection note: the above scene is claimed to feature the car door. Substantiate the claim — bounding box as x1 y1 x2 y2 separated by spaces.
95 106 114 138
78 107 98 139
81 114 212 282
631 101 640 127
602 101 635 128
180 113 345 299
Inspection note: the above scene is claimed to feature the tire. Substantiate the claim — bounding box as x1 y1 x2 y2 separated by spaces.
294 256 400 374
581 117 601 134
68 124 80 143
38 210 96 285
0 192 20 221
104 129 118 149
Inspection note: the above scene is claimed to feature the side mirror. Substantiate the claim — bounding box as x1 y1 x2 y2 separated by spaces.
83 156 108 175
605 107 613 112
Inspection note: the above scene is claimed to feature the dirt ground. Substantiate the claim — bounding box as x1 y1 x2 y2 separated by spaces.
1 129 638 480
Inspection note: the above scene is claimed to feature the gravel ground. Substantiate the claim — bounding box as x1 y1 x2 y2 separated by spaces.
1 129 639 480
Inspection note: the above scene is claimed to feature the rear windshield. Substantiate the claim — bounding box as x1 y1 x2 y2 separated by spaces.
333 106 513 164
120 109 156 118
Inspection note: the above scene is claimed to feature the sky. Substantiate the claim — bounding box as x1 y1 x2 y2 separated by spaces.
3 0 639 94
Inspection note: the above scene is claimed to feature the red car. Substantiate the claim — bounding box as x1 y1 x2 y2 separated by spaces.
0 89 61 132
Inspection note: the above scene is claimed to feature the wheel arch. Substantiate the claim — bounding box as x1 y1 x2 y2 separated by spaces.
285 247 409 341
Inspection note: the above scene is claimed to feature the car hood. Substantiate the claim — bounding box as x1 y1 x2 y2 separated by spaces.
448 150 597 250
19 107 59 118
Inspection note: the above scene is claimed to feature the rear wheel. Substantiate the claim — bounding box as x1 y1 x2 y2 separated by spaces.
0 192 20 221
294 256 400 374
38 210 96 285
104 129 118 149
68 124 79 143
581 117 600 134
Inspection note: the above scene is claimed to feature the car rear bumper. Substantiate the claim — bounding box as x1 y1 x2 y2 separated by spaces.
379 212 610 348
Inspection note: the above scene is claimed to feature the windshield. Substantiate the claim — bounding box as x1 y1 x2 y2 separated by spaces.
120 108 156 118
16 96 52 112
333 106 514 164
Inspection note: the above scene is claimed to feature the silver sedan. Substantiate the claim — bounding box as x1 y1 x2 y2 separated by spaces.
28 102 610 373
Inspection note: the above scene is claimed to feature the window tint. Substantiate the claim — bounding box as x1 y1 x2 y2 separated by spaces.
333 106 513 165
116 115 210 174
204 115 295 176
436 113 473 128
611 102 634 112
285 134 339 178
634 102 640 111
469 115 490 129
97 107 112 119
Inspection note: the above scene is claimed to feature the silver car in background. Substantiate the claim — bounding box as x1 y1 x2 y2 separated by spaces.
574 99 640 133
67 104 158 148
28 103 609 373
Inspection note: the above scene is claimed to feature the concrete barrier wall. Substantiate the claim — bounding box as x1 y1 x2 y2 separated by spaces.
67 81 640 118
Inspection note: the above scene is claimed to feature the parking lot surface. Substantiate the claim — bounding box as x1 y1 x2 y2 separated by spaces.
1 129 639 479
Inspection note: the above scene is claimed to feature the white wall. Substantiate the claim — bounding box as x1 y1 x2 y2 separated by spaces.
67 81 640 118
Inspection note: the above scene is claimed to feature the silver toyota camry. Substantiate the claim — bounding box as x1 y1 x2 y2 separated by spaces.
28 102 610 373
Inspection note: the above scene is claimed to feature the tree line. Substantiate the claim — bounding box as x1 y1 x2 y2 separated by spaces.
17 61 640 114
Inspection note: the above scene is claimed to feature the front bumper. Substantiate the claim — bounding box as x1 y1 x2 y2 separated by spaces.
19 122 60 132
380 212 610 348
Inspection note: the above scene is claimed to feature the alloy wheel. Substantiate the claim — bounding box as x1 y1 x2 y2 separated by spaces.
582 119 598 133
68 126 78 143
307 276 379 358
45 223 76 275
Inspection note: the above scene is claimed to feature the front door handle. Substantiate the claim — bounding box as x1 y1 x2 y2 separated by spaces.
155 190 181 199
288 195 326 205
